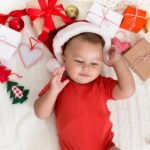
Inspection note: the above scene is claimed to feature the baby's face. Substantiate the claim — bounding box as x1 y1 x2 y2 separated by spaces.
63 38 103 84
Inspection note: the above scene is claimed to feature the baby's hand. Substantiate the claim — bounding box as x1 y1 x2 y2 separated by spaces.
50 66 69 96
103 46 122 67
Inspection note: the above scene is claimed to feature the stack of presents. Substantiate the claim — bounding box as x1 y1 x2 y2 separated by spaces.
0 0 150 95
85 2 150 81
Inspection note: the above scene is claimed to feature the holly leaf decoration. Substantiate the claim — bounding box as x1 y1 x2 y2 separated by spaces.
0 65 12 83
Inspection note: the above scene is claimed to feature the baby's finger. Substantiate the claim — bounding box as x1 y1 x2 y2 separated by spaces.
109 46 116 54
114 47 120 55
56 66 66 76
52 67 60 75
110 45 117 50
111 45 120 53
52 67 63 76
51 74 62 83
102 52 113 66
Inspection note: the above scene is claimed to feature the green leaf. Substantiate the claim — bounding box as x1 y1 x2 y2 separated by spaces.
7 81 17 92
23 90 29 97
19 98 27 104
10 90 14 98
12 98 20 104
18 86 24 91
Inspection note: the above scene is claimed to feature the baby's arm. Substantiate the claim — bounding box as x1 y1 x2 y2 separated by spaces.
34 67 69 119
103 47 135 100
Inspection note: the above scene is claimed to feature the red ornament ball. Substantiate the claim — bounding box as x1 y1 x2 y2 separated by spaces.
8 17 24 32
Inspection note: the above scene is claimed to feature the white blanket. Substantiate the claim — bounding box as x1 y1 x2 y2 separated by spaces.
0 0 150 150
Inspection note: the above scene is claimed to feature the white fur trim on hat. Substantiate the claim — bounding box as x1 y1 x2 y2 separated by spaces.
53 22 111 64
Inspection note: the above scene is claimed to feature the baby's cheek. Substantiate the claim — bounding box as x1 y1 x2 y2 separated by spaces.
93 66 101 76
67 65 78 76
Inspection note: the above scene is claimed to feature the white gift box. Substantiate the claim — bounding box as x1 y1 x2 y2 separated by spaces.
0 24 21 62
85 2 123 38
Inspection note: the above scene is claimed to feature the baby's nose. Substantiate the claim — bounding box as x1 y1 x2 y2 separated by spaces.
82 64 91 71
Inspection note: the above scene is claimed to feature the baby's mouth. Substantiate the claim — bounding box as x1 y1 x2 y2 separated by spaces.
79 73 90 77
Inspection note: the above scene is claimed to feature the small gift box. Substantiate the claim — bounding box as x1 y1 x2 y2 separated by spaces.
26 0 72 41
120 6 147 33
85 2 123 38
123 39 150 81
0 24 21 62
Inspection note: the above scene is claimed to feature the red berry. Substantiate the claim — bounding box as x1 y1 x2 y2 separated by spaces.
8 17 24 32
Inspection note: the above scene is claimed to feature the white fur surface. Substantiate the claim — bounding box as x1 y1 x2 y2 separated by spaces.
0 0 150 150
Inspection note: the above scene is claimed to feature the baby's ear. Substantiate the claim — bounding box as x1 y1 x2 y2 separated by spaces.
62 54 65 63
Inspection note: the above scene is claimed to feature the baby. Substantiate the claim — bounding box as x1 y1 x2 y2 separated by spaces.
34 22 135 150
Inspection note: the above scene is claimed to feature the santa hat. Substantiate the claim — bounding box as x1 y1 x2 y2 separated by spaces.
47 21 111 72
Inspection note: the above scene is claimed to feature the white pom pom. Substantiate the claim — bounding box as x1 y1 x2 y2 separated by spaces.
47 57 61 72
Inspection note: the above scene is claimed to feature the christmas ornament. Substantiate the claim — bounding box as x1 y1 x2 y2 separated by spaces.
0 64 28 104
0 9 26 32
0 65 22 83
7 81 29 104
65 5 79 20
18 37 44 68
8 17 24 31
0 65 11 83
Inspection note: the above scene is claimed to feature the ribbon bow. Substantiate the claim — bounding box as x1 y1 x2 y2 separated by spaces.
100 8 111 27
0 9 27 25
27 0 72 41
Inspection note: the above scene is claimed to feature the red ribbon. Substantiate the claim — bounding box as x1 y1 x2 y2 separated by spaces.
0 9 27 25
27 0 73 41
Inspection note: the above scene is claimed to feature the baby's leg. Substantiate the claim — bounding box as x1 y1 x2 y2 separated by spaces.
109 146 121 150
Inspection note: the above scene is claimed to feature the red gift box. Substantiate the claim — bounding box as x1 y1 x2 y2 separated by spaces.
120 6 147 32
26 0 72 41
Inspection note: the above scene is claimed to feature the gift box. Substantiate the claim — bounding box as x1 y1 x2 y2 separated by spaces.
120 6 147 33
85 2 123 38
123 39 150 81
26 0 72 41
0 24 21 62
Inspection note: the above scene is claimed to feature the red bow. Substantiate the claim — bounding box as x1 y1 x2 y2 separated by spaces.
27 0 72 41
0 9 27 25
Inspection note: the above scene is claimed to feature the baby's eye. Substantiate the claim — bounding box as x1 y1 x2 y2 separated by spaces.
91 62 99 66
75 60 84 63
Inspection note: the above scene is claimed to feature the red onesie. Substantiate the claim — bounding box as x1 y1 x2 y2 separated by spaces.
39 76 117 150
